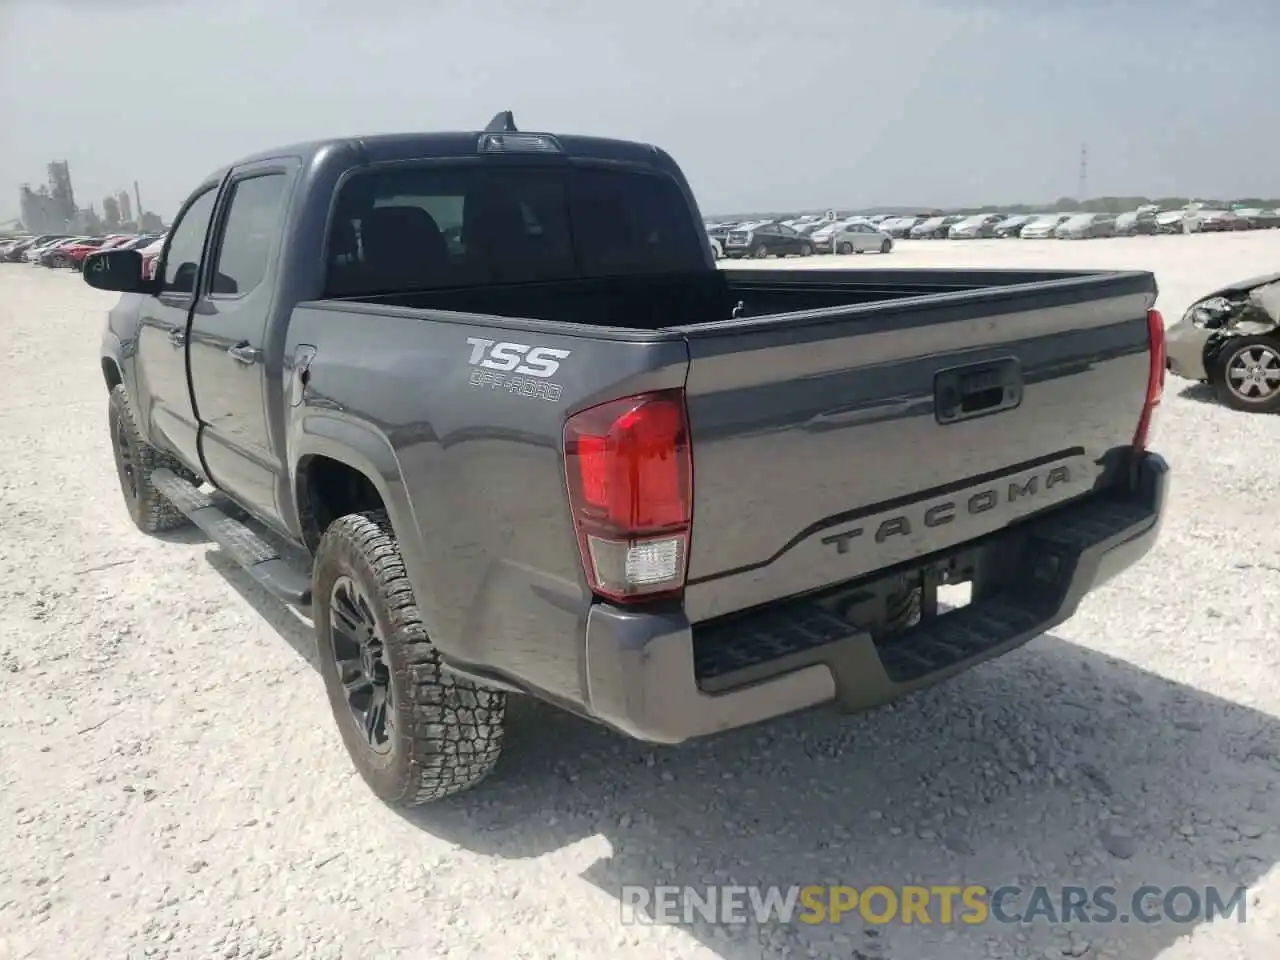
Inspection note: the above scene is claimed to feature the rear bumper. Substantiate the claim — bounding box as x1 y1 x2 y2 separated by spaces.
583 452 1169 744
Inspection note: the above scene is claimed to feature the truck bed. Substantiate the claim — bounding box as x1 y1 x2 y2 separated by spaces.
308 266 1156 627
324 266 1133 330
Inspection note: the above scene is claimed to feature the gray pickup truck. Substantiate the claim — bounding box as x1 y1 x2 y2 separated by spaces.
84 113 1170 807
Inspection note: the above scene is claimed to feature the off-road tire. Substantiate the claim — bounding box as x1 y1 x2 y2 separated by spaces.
108 384 195 534
313 511 506 806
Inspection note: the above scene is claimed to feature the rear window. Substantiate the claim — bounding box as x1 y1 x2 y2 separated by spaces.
325 164 706 296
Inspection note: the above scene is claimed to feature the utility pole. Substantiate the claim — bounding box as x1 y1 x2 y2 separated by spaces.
1077 143 1089 202
134 181 143 223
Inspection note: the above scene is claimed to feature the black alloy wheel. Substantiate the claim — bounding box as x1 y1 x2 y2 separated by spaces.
328 575 395 756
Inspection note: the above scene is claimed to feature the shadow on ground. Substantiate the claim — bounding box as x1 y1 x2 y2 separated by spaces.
207 543 1278 960
1176 382 1220 407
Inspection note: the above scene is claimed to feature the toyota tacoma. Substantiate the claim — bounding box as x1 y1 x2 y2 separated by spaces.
83 112 1170 807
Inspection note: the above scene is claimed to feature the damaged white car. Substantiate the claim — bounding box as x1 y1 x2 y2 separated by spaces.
1166 272 1280 412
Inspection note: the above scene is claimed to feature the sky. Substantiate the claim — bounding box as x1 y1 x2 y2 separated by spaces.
1 0 1277 222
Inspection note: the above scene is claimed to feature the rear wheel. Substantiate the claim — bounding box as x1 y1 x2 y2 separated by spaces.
1213 337 1280 413
753 245 770 259
836 242 853 255
107 385 196 534
313 511 506 806
880 239 892 253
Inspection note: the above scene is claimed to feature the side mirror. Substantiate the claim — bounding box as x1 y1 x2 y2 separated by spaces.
83 249 153 294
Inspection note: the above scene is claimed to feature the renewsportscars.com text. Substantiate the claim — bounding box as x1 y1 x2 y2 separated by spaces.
620 884 1248 927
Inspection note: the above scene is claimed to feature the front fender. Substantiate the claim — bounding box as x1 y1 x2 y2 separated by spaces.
101 327 126 387
101 293 145 387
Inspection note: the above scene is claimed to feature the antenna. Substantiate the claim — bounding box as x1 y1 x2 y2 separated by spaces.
1077 143 1088 201
484 111 518 133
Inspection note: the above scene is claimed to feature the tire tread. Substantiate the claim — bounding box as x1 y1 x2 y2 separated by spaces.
108 384 195 534
314 511 506 806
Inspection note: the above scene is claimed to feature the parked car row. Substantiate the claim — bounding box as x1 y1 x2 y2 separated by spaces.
895 206 1280 240
706 205 1280 253
0 232 166 270
706 217 893 259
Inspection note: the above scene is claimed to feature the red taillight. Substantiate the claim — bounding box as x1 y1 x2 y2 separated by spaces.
1134 307 1166 451
563 389 693 604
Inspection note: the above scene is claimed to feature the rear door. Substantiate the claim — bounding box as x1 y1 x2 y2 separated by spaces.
674 275 1157 622
132 183 221 469
188 162 294 526
854 223 879 252
776 223 802 253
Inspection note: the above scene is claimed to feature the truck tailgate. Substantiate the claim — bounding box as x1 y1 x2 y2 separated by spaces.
675 273 1157 623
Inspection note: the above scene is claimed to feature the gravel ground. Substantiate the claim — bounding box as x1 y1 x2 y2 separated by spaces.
2 235 1279 960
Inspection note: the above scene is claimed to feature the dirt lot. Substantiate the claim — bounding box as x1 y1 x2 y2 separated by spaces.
2 234 1279 960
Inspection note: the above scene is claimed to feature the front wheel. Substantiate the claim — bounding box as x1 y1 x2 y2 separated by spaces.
880 239 892 253
1213 337 1280 413
836 242 853 255
107 385 195 534
313 511 507 806
799 243 813 257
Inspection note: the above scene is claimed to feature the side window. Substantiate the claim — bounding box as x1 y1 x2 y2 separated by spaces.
209 174 289 297
162 188 218 295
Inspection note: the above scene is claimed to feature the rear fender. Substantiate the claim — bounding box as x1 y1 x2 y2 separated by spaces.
289 412 444 643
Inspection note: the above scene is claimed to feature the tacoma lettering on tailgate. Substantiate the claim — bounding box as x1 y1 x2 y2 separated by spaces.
821 464 1073 554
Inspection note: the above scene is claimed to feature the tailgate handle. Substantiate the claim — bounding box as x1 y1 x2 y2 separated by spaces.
934 358 1023 424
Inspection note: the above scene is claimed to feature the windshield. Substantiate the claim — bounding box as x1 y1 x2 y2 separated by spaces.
326 163 706 295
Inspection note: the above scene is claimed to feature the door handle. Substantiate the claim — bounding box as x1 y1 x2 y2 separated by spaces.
168 329 186 347
228 342 262 365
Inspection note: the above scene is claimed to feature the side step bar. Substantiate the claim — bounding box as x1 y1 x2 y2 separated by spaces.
151 469 312 607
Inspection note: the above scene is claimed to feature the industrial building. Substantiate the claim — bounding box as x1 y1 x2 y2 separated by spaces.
16 162 160 235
